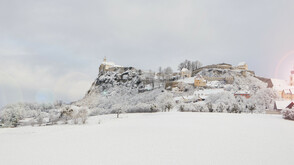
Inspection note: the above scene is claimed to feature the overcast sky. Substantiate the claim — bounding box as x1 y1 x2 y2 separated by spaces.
1 0 294 108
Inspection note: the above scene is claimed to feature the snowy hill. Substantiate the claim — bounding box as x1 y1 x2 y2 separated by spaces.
74 63 276 115
0 62 278 127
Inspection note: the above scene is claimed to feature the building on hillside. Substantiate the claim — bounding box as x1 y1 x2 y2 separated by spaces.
180 68 192 78
194 74 207 87
235 62 248 70
290 69 294 86
234 91 250 99
274 101 294 111
256 77 289 98
217 63 233 69
255 77 273 88
99 57 122 72
281 89 294 100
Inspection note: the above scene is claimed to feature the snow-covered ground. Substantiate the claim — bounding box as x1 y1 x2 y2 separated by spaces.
0 113 294 165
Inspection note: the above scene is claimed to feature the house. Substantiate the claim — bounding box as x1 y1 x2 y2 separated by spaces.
180 68 192 78
256 78 290 98
281 89 294 100
234 91 250 99
281 89 292 100
259 70 294 99
271 79 288 97
194 74 207 87
274 101 294 111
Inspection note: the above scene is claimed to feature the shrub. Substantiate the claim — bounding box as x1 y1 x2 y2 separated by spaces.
281 109 294 120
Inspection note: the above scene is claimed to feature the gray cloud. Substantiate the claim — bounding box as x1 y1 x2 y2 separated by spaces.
1 0 294 108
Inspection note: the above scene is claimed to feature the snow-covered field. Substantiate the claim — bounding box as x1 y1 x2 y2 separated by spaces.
0 112 294 165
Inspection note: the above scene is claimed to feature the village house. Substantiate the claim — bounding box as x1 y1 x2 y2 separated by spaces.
258 70 294 100
274 101 294 111
281 89 294 100
234 91 250 99
180 68 192 78
194 74 207 87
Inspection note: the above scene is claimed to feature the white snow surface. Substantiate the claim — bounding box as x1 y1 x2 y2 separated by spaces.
102 61 122 68
0 112 294 165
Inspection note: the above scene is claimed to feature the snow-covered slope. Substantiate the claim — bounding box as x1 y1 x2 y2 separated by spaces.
75 67 168 113
86 67 143 96
0 113 293 165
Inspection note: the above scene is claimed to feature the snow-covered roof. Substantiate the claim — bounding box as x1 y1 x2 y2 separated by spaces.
275 101 293 110
145 84 153 90
181 68 189 72
271 79 287 87
283 89 292 94
237 62 247 66
271 79 290 91
102 61 122 68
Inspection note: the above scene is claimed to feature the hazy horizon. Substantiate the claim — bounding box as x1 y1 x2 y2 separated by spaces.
1 0 294 108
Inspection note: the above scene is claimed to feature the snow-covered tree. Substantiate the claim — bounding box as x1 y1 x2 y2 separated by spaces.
0 104 25 127
206 91 238 113
281 109 294 120
163 67 173 81
156 91 174 112
248 88 277 111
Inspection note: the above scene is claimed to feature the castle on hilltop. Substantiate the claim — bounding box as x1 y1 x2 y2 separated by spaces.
99 57 123 72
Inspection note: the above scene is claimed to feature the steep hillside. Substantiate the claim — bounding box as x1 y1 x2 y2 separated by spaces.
86 67 144 96
75 67 168 114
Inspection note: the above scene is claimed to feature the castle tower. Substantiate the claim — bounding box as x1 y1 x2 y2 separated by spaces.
99 57 107 72
290 68 294 86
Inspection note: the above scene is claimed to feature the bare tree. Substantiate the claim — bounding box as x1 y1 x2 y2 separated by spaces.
77 108 87 124
191 60 203 71
54 100 63 108
248 105 256 114
178 60 202 72
163 67 173 81
146 70 155 89
116 109 122 118
178 60 191 71
165 103 173 112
